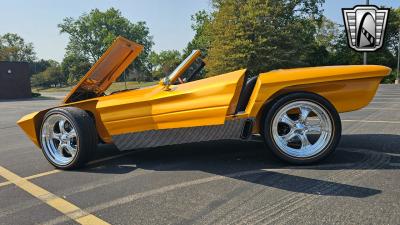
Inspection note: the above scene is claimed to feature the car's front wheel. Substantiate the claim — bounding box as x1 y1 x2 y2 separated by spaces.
40 107 97 169
263 92 341 164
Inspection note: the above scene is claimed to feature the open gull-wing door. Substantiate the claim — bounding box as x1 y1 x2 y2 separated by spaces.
63 36 143 103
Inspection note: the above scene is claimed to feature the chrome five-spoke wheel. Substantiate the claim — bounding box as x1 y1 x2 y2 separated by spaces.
271 101 332 158
40 107 97 169
263 93 341 164
41 114 78 166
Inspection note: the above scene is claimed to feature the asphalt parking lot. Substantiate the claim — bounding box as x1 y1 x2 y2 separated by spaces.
0 84 399 225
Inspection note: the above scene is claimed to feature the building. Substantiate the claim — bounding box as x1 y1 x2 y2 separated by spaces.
0 61 31 99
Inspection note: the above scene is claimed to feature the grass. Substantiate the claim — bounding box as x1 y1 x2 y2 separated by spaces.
33 81 158 93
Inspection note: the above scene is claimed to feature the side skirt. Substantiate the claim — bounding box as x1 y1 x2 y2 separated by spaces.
112 119 251 151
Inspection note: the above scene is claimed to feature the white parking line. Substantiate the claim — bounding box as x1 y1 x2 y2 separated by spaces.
370 101 400 104
341 119 400 124
373 97 400 100
363 107 400 110
389 163 400 167
86 151 134 166
384 153 400 158
43 168 292 225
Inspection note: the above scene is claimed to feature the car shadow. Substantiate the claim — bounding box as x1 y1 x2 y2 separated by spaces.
70 133 400 198
339 133 400 155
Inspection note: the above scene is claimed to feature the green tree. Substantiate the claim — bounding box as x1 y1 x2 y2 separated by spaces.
58 8 154 76
149 50 182 79
330 7 400 84
306 16 340 66
29 59 60 76
61 53 91 84
205 0 325 76
183 10 212 58
382 7 400 54
31 61 66 88
0 33 36 62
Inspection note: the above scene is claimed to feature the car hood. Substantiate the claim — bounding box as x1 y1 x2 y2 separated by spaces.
63 36 144 103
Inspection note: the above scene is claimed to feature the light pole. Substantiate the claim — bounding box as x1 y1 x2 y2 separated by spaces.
396 27 400 84
363 0 369 65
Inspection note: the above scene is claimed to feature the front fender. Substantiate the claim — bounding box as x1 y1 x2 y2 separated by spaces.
17 110 49 148
17 98 113 149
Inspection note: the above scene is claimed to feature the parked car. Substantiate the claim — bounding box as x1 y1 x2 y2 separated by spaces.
17 37 391 169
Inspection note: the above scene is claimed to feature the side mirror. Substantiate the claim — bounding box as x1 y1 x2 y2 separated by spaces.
160 77 171 90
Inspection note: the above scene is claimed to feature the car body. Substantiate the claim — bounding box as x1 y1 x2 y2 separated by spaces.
17 37 391 169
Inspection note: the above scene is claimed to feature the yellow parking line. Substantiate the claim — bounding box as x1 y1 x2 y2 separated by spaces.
0 180 11 187
25 169 61 180
0 152 137 188
0 166 110 225
0 169 61 188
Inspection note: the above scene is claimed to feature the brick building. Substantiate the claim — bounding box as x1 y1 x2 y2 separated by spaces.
0 61 31 99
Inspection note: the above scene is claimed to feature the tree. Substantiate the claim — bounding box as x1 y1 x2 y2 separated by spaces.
382 7 400 54
149 50 182 79
29 59 58 76
183 10 212 58
32 62 66 88
306 16 340 66
204 0 325 76
329 7 400 83
58 8 154 76
0 33 36 62
61 53 91 84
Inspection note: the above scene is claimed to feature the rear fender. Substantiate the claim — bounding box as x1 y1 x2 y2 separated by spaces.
247 65 391 133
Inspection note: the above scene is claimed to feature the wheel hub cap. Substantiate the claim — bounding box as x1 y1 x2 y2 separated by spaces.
41 114 78 166
271 101 333 158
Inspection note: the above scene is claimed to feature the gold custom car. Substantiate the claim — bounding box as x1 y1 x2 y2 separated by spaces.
17 37 391 169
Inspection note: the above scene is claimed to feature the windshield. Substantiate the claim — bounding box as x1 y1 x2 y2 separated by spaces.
173 57 205 84
167 50 205 85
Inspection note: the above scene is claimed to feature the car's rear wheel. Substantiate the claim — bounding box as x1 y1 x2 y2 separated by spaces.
263 92 341 164
40 107 97 169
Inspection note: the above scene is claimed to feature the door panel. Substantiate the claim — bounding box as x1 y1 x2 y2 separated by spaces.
98 69 246 136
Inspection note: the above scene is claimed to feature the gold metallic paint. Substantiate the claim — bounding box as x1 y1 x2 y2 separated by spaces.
246 65 390 132
16 37 391 149
96 69 246 136
17 69 246 146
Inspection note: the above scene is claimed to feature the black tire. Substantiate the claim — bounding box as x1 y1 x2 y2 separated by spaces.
40 107 97 169
262 92 341 164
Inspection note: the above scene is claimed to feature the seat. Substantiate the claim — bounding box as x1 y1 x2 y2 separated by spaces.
236 75 258 113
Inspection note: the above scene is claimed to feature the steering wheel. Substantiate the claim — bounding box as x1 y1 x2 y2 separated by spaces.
178 77 184 84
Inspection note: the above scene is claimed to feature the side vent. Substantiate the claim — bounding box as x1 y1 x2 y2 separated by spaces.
240 119 254 139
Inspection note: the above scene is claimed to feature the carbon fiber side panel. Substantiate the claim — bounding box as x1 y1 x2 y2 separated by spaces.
112 119 247 151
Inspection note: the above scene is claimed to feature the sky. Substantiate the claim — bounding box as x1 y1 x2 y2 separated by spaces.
0 0 399 62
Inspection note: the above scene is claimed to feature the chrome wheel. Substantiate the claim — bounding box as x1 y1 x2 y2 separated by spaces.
41 114 78 166
271 101 333 158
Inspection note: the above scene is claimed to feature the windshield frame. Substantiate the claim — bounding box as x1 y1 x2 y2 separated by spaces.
165 50 201 85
